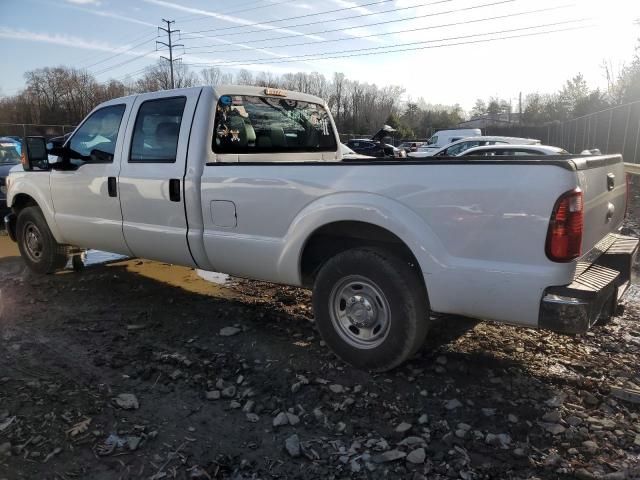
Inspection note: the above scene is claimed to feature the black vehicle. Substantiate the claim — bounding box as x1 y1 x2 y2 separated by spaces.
0 138 22 217
345 126 406 158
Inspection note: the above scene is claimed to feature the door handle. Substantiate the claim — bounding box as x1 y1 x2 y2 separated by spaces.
107 177 117 197
169 178 181 202
607 173 615 191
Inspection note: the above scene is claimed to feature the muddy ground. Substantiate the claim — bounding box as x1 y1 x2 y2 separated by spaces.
1 184 640 480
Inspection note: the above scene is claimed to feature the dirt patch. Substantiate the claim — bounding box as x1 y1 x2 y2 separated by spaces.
1 187 640 479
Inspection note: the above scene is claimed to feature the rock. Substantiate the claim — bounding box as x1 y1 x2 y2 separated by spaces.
544 423 566 435
418 414 428 424
602 473 626 480
329 384 345 394
205 390 220 400
273 412 289 427
221 386 236 398
126 436 142 451
508 414 518 423
486 433 511 447
242 400 255 413
406 447 426 464
542 411 562 423
582 440 598 453
574 468 597 480
286 413 300 426
395 422 412 433
246 413 260 423
373 450 406 463
436 356 447 365
350 460 361 473
169 369 182 380
599 418 616 430
285 434 301 458
545 392 567 408
455 429 467 439
0 442 10 457
398 436 425 447
481 408 496 416
544 453 562 466
610 386 640 404
113 393 139 410
229 400 241 409
566 415 582 426
445 399 462 410
219 326 241 337
634 434 640 446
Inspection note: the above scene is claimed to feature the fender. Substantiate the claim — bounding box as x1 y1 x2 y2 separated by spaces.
276 192 451 286
7 172 65 244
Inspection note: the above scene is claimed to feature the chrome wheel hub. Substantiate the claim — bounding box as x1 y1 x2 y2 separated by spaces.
329 275 391 349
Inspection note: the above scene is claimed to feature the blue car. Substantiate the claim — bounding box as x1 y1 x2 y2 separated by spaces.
0 137 22 217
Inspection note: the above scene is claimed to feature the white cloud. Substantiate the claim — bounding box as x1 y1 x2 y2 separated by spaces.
141 0 326 41
65 0 101 5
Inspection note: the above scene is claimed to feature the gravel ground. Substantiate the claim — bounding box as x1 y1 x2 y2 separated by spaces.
0 182 639 480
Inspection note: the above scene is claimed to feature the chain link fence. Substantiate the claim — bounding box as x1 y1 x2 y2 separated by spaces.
0 123 76 139
483 100 640 163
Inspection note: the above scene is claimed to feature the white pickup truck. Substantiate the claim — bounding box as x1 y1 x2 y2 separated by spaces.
5 86 638 371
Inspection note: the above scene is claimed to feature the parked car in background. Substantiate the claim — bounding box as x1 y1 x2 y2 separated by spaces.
345 139 406 158
416 128 482 156
409 136 541 158
340 143 374 161
0 137 22 217
398 141 424 153
460 145 570 156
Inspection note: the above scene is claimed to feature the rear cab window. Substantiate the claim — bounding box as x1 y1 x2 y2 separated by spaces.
213 94 336 157
130 97 187 163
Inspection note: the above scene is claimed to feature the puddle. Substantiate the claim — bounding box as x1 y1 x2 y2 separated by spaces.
65 250 129 269
196 270 230 285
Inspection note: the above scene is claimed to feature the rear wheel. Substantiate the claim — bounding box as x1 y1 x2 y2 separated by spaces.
312 247 429 371
16 206 69 274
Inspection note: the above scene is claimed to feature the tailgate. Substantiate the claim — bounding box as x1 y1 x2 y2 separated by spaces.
575 155 627 253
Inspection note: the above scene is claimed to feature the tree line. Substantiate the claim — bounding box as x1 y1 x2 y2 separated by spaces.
469 43 640 126
1 36 639 138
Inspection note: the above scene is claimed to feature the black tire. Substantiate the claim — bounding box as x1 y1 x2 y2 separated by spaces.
16 206 69 274
312 247 429 372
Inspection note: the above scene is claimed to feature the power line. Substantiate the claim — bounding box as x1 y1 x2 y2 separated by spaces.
181 5 570 55
182 21 590 68
83 36 158 71
157 19 183 89
174 0 314 25
74 30 157 68
92 49 159 77
182 0 399 35
181 0 452 38
180 0 514 41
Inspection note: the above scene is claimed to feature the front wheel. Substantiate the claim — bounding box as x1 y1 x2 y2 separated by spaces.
312 248 429 372
16 206 69 274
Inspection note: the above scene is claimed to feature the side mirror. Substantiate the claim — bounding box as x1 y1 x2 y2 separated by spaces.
22 136 50 171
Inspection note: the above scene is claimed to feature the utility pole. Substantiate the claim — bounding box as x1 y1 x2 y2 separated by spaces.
157 19 183 89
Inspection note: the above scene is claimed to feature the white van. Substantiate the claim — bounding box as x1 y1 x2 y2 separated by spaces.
427 129 481 148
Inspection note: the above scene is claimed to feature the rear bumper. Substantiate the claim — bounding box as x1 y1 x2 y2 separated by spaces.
539 234 638 334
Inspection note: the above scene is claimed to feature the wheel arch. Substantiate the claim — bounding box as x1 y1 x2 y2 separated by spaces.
8 179 65 243
277 192 447 294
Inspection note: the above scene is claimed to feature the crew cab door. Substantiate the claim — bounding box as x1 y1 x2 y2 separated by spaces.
50 99 133 254
117 91 200 266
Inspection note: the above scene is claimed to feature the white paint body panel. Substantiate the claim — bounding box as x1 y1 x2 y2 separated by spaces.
6 86 627 330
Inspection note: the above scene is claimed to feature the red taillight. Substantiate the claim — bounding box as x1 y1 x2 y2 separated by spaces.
546 188 584 262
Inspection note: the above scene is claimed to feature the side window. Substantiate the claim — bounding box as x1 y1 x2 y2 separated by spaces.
130 97 186 163
213 94 336 154
69 105 126 164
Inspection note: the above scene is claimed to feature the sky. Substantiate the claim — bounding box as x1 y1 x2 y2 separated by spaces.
0 0 639 111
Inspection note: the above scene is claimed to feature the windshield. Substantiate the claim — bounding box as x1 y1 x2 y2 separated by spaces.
0 142 21 164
